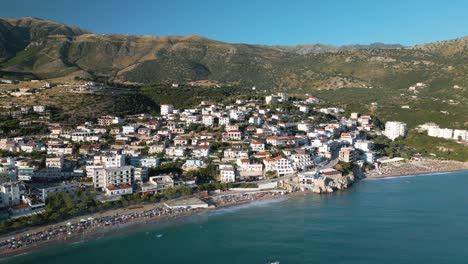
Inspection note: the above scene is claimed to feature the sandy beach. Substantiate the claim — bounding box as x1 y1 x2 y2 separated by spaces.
0 190 288 259
365 160 468 179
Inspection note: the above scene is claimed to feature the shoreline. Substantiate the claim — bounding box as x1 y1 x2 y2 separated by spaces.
1 161 467 259
0 191 290 259
364 160 468 179
365 168 468 179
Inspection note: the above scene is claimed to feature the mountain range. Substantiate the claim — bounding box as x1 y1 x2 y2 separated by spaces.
0 17 467 91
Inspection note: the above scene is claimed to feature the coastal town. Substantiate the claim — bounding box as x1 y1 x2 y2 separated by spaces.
0 79 467 256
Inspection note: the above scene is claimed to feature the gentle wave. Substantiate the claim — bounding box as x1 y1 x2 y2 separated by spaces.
208 198 287 216
364 171 455 180
70 240 87 245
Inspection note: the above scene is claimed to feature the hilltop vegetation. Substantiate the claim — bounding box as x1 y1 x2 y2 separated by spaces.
0 17 467 128
1 17 467 90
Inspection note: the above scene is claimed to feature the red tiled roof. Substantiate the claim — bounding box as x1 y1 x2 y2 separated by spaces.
106 183 132 190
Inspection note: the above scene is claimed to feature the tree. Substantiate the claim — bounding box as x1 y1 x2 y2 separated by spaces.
335 161 352 175
163 188 178 200
265 171 276 178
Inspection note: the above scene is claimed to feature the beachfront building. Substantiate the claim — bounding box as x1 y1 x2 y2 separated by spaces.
141 175 175 194
237 163 264 179
105 184 133 197
219 167 236 183
37 182 80 202
0 181 22 208
384 121 407 140
263 156 295 176
88 166 135 190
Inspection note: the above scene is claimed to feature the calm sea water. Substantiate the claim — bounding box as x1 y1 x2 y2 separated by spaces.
4 171 468 264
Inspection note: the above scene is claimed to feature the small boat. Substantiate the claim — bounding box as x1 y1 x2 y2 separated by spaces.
268 261 280 264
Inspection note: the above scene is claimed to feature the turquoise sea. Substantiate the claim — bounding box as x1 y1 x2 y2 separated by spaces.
4 171 468 264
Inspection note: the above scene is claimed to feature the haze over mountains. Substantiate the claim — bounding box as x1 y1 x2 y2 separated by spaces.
0 17 467 90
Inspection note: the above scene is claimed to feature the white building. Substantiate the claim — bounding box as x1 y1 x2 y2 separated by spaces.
223 149 249 159
219 166 236 183
229 110 245 121
297 123 313 132
71 131 99 142
248 116 263 126
202 115 215 127
339 147 358 163
299 105 310 113
263 156 294 176
105 184 133 197
45 155 64 171
47 144 73 156
134 167 149 182
122 125 138 135
0 181 21 208
165 147 186 157
142 175 174 193
439 128 454 139
38 182 79 202
290 154 315 170
161 104 174 116
88 166 135 190
453 129 467 141
266 136 297 147
33 105 46 113
427 126 441 137
354 140 373 152
364 152 375 163
98 115 122 126
219 116 230 126
94 154 126 168
384 121 407 140
265 95 279 104
250 141 265 152
226 130 242 141
130 157 160 168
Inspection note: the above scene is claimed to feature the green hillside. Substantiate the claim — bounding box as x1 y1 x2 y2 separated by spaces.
0 17 467 128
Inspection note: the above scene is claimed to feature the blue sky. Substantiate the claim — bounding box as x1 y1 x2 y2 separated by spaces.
2 0 467 46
